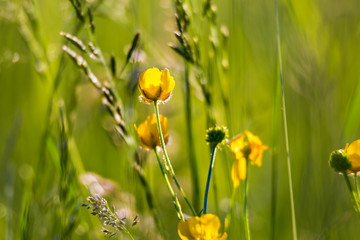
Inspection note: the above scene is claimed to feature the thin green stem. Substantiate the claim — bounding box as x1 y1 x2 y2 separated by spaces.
226 187 238 225
153 101 196 216
244 157 250 240
125 230 135 240
343 173 360 213
203 145 217 214
103 200 135 240
354 175 360 203
154 149 184 221
275 0 297 239
154 101 173 173
184 62 201 212
133 160 165 238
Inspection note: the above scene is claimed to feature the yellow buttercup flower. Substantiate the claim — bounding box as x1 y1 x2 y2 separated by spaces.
178 214 227 240
345 139 360 174
135 114 169 150
229 130 268 166
138 67 175 103
229 130 267 188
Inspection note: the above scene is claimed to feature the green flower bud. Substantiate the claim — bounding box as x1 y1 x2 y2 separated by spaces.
329 149 351 173
206 126 229 148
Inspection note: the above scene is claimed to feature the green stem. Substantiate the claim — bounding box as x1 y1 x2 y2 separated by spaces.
226 187 238 225
154 101 197 216
343 173 360 213
133 160 165 238
203 145 217 214
275 0 297 239
125 230 135 240
184 62 201 213
154 149 184 221
354 175 360 203
244 157 250 240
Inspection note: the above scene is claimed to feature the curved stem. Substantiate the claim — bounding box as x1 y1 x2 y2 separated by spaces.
343 173 360 213
244 157 250 240
203 145 217 214
154 149 184 220
153 101 196 216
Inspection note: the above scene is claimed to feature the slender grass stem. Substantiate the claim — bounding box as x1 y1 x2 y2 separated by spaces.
154 101 197 216
275 0 297 239
154 149 184 221
343 173 360 213
244 157 250 240
133 159 165 238
203 145 217 214
226 187 238 225
184 62 201 212
104 200 135 240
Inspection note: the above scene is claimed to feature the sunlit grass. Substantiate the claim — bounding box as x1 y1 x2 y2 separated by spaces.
1 0 360 239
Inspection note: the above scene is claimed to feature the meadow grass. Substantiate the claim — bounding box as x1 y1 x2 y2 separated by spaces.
1 0 360 239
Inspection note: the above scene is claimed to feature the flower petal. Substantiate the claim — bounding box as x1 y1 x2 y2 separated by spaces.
346 139 360 172
178 220 193 240
159 68 175 101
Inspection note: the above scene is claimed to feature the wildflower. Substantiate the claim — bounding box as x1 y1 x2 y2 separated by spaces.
138 67 175 103
135 114 169 150
229 130 268 166
229 130 267 188
345 139 360 174
178 214 227 240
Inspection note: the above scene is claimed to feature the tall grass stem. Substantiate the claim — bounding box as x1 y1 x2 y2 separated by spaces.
184 62 201 212
275 0 298 239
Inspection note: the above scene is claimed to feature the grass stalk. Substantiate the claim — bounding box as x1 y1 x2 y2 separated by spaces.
270 41 282 240
184 62 201 212
133 155 166 238
275 0 298 239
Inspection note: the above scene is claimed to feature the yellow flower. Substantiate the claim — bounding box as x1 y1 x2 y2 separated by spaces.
231 158 247 188
229 130 268 166
178 214 227 240
229 130 267 188
138 67 175 103
345 139 360 174
135 114 169 150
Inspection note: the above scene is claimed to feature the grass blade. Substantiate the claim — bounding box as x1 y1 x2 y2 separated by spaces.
275 0 298 239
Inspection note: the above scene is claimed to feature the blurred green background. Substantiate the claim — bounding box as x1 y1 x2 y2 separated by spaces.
1 0 360 239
